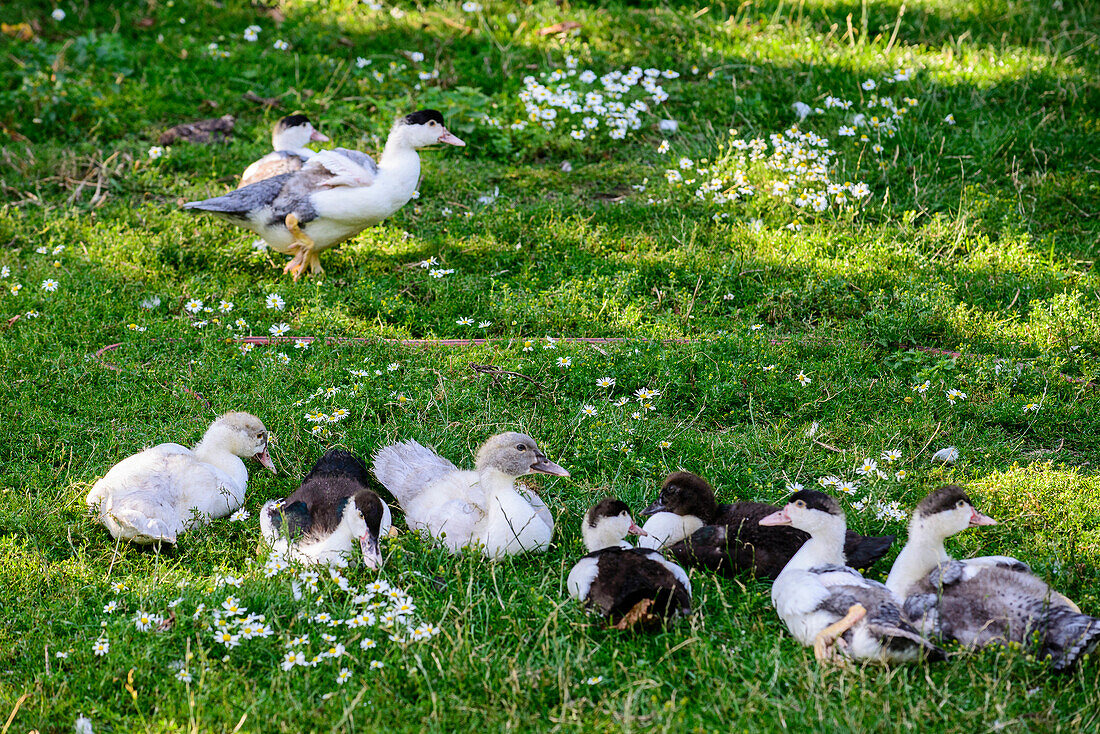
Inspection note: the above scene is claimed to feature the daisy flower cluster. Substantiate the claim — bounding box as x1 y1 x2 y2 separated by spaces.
514 60 679 142
91 562 441 692
789 449 910 522
653 72 918 217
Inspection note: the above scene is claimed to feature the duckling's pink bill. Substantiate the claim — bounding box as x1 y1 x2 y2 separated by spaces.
310 130 330 142
970 509 996 526
628 522 648 536
360 534 382 569
531 458 570 477
438 129 466 146
254 447 276 474
759 508 791 526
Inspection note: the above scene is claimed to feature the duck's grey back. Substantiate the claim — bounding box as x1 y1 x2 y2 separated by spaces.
372 439 458 508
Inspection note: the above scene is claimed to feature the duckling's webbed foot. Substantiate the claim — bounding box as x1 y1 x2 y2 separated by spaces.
813 603 866 664
283 212 317 281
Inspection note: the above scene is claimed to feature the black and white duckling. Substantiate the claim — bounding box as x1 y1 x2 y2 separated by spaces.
86 412 275 545
260 450 391 568
639 472 895 579
239 114 330 187
886 485 1100 671
183 109 464 280
567 499 691 630
371 432 567 559
761 490 944 663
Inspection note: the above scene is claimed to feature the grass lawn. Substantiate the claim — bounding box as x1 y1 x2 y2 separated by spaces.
2 0 1100 730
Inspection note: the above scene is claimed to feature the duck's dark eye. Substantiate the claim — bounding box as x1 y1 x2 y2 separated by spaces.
429 120 437 127
794 500 806 508
956 500 966 509
516 444 527 451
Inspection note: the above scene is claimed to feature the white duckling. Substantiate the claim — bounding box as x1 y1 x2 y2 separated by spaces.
567 498 691 629
886 485 1100 671
86 412 275 545
260 449 391 568
371 432 568 559
239 114 330 187
183 109 465 280
761 490 944 663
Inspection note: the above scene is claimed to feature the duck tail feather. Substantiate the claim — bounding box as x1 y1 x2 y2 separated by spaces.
844 532 896 571
1042 606 1100 672
371 440 457 509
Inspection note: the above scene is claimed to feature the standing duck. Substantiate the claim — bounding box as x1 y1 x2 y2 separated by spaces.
567 498 692 630
260 449 391 568
183 110 465 280
761 490 944 663
239 114 330 187
86 412 274 545
371 432 568 559
886 485 1100 671
639 472 895 579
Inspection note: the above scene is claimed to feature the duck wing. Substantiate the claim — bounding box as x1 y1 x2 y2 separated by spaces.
182 173 292 219
584 549 691 626
817 574 945 660
303 449 371 485
910 561 1100 670
666 503 809 579
302 148 378 188
240 151 308 187
371 439 459 508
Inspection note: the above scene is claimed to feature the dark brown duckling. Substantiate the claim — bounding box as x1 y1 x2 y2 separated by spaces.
639 472 895 580
567 498 691 630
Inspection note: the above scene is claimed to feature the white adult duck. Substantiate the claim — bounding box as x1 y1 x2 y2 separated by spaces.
567 498 691 630
371 432 567 559
183 109 464 280
239 114 330 187
86 412 275 545
260 449 391 568
761 490 944 663
886 485 1100 671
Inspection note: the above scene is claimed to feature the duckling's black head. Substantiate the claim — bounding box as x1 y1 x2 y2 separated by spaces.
641 471 718 520
403 109 445 126
787 489 843 516
276 114 313 132
915 485 973 518
352 490 387 569
759 490 845 535
587 498 631 526
911 485 996 538
395 109 465 148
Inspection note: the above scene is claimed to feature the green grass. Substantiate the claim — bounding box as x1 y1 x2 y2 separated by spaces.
2 0 1100 730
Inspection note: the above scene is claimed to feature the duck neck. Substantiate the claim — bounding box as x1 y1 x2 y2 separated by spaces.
885 524 951 597
784 522 846 573
478 466 517 498
377 135 422 197
192 429 248 490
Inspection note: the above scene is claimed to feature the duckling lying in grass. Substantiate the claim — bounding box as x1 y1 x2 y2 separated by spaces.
86 412 275 545
887 485 1100 672
567 498 691 630
372 432 568 559
640 472 895 579
762 490 944 664
260 450 391 568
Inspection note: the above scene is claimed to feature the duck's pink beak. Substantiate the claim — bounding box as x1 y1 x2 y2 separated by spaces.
628 521 648 537
438 128 465 147
759 507 791 526
310 129 330 142
969 508 996 526
254 447 276 474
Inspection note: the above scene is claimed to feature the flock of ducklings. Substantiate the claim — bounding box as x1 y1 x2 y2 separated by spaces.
86 412 1100 672
88 112 1100 671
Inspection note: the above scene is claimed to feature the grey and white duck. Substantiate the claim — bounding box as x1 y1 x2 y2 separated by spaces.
183 109 464 280
371 432 568 559
762 490 944 663
566 498 691 630
886 485 1100 672
86 412 275 545
239 114 330 187
639 472 895 579
260 449 391 568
